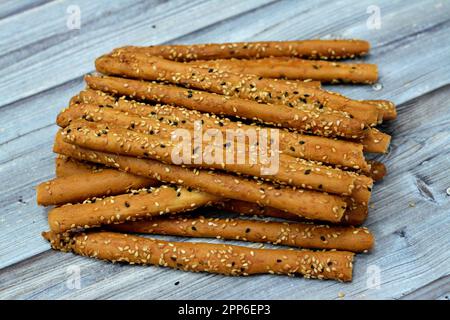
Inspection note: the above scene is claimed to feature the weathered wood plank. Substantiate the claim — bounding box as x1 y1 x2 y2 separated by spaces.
0 0 276 107
3 0 450 108
400 275 450 300
0 78 84 146
0 0 50 20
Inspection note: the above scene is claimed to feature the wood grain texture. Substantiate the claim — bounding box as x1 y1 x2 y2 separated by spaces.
400 275 450 300
0 0 449 299
0 0 51 20
0 0 276 107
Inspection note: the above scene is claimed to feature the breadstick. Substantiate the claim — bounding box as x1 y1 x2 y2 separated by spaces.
353 175 373 206
43 230 354 281
360 127 391 154
364 100 397 121
55 155 100 177
117 39 369 61
37 169 159 206
362 100 396 121
71 90 371 170
343 201 368 225
222 200 304 221
320 91 396 121
282 79 322 87
96 53 380 126
85 75 366 139
367 160 387 181
74 84 356 109
54 132 347 222
109 215 374 252
187 58 378 84
62 120 366 200
222 199 368 226
48 185 219 233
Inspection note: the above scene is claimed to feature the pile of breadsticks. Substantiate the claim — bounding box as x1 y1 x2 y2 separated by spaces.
37 40 395 282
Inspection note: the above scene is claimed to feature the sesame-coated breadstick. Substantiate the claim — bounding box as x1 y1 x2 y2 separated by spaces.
95 53 380 126
62 120 367 201
54 132 347 223
222 199 368 226
59 101 370 173
367 160 387 181
364 100 397 121
48 185 219 233
186 57 378 84
352 175 373 206
221 200 305 221
54 157 368 225
55 155 100 177
117 39 369 61
85 75 366 139
74 92 383 176
341 202 369 225
360 127 391 154
43 230 355 281
108 215 374 252
36 169 159 206
71 90 371 170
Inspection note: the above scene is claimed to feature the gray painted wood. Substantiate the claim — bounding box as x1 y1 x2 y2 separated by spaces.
0 0 449 299
400 275 450 300
0 0 51 20
0 0 276 107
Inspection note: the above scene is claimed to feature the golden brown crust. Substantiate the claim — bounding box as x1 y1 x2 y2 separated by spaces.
36 170 158 206
42 231 72 251
48 185 219 233
109 215 374 252
118 39 370 61
44 230 355 281
85 74 366 139
55 155 100 177
352 175 373 206
186 58 378 84
55 158 367 225
367 160 387 181
95 53 380 126
343 201 368 226
361 127 391 153
53 132 347 223
364 100 397 120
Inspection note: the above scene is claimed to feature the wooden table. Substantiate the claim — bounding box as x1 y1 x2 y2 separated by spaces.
0 0 449 300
